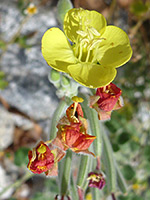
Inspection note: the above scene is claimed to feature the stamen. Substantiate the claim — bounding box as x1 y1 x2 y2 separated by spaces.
89 38 104 50
78 38 89 61
72 102 78 116
85 38 104 62
76 30 87 37
85 49 91 62
87 29 94 40
89 27 101 37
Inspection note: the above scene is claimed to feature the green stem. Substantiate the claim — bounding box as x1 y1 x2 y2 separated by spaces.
77 155 89 189
70 175 78 200
101 127 117 193
49 99 67 140
115 160 128 194
60 150 72 196
78 93 102 157
0 172 33 197
89 109 102 157
91 188 103 200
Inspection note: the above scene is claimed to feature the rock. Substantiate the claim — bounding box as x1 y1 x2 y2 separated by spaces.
0 0 60 134
0 107 14 150
0 165 14 199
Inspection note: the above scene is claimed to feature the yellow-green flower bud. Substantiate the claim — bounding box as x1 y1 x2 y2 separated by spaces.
61 76 70 87
50 69 61 82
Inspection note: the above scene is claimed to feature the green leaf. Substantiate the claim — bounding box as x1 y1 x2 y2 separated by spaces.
119 195 130 200
14 147 30 166
0 71 5 78
0 80 8 89
112 143 120 152
0 40 7 50
132 196 143 200
57 0 73 25
144 145 150 160
129 141 139 152
130 0 149 16
118 132 130 145
122 165 136 181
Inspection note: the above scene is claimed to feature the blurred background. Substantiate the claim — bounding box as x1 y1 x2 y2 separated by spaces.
0 0 150 199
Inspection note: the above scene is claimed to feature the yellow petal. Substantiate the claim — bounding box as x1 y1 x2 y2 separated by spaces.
67 63 117 88
97 26 132 68
41 27 76 73
64 8 106 42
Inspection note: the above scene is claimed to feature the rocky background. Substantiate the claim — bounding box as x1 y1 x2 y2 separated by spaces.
0 0 150 200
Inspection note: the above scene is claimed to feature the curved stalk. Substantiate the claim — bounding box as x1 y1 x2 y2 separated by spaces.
49 99 67 139
60 150 72 196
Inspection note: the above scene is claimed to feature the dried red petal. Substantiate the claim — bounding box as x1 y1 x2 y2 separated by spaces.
90 83 123 120
54 97 96 156
96 83 122 112
27 141 54 174
66 103 84 123
72 134 96 151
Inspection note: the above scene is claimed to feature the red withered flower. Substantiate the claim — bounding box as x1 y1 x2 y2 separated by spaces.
88 172 106 190
53 123 96 156
27 141 65 176
90 83 123 120
53 97 96 156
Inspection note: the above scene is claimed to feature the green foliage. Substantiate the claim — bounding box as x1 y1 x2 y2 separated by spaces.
0 40 7 50
14 147 30 166
0 71 8 89
130 0 149 16
31 192 55 200
117 132 130 144
31 179 59 200
112 143 120 152
17 0 30 14
122 165 136 181
119 194 144 200
9 198 16 200
15 35 32 48
143 145 150 161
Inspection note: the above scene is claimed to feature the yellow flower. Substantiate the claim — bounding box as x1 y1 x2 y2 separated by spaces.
24 3 38 15
42 8 132 88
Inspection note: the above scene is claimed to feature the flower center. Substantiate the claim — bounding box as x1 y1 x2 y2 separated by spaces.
74 26 105 63
37 144 47 154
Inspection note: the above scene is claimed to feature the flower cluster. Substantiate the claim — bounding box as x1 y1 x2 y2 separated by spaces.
27 7 132 197
27 97 96 176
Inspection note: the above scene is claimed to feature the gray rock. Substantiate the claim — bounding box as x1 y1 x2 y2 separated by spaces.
0 0 23 42
0 165 14 199
0 107 14 150
0 0 60 134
